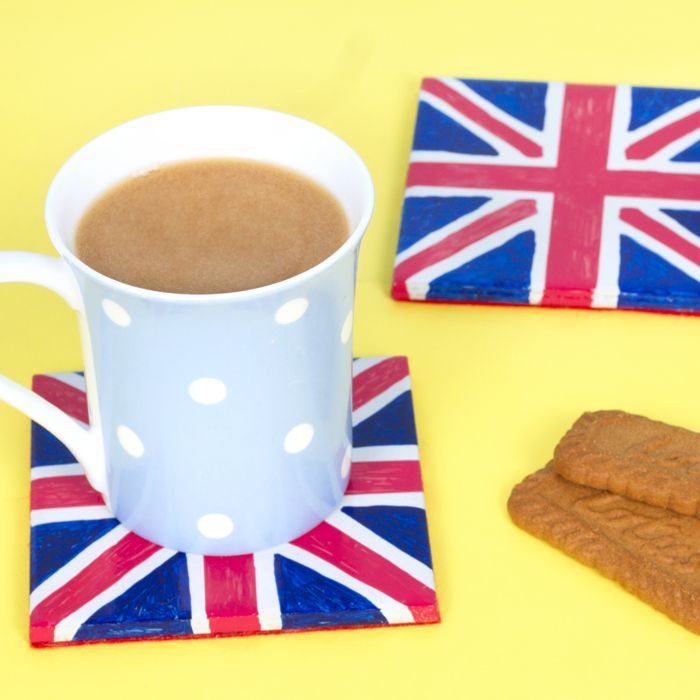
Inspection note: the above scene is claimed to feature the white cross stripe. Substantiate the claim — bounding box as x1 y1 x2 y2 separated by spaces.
30 505 113 527
186 553 210 635
341 492 426 509
351 445 420 462
253 550 283 631
30 463 84 480
592 199 623 309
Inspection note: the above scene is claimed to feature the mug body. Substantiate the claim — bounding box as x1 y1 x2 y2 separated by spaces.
45 106 374 555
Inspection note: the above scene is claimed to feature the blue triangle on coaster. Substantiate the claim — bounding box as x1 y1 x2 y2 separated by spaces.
31 519 120 590
460 79 548 129
661 208 700 237
341 506 433 567
73 553 192 641
628 87 700 131
352 391 418 447
671 140 700 163
618 235 700 311
274 555 387 629
397 196 491 254
426 230 535 303
413 101 498 155
31 422 77 467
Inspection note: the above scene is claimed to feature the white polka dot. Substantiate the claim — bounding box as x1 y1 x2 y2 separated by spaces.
340 310 353 344
284 423 314 454
275 297 309 325
197 513 234 539
117 425 144 458
341 445 352 478
188 378 227 405
102 299 131 327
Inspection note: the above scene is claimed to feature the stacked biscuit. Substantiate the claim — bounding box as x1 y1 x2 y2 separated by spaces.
509 410 700 635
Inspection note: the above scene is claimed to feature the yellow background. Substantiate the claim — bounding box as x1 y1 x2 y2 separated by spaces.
2 1 700 697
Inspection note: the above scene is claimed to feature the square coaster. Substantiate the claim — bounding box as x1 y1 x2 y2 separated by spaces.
393 78 700 312
28 357 439 646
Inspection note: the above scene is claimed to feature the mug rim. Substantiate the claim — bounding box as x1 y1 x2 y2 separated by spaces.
45 105 375 304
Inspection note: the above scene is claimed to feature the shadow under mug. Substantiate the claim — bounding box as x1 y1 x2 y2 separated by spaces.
0 106 374 555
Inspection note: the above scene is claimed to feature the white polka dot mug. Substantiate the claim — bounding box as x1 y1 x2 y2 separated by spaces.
0 106 374 555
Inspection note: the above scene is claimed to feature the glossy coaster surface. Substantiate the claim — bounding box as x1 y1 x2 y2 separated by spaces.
28 357 439 646
393 78 700 313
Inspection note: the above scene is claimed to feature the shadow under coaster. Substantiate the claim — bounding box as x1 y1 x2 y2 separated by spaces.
28 356 439 646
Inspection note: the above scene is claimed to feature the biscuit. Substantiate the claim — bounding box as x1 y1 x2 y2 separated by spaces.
508 465 700 635
508 464 700 634
554 410 700 517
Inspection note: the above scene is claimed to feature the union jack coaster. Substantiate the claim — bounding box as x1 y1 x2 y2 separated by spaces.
393 78 700 312
28 357 439 646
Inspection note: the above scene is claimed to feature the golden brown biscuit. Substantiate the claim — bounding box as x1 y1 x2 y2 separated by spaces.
508 465 700 635
554 410 700 517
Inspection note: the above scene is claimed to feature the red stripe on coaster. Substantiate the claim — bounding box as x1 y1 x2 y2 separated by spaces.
31 475 105 510
393 199 538 297
346 460 423 495
30 532 161 631
619 207 700 266
204 555 260 633
625 110 700 160
422 78 544 157
292 522 435 607
352 358 409 410
32 375 89 424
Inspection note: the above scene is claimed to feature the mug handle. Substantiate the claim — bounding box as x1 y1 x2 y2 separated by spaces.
0 252 106 494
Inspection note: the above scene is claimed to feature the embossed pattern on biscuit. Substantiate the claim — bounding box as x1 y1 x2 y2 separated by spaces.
553 411 700 517
508 465 700 635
